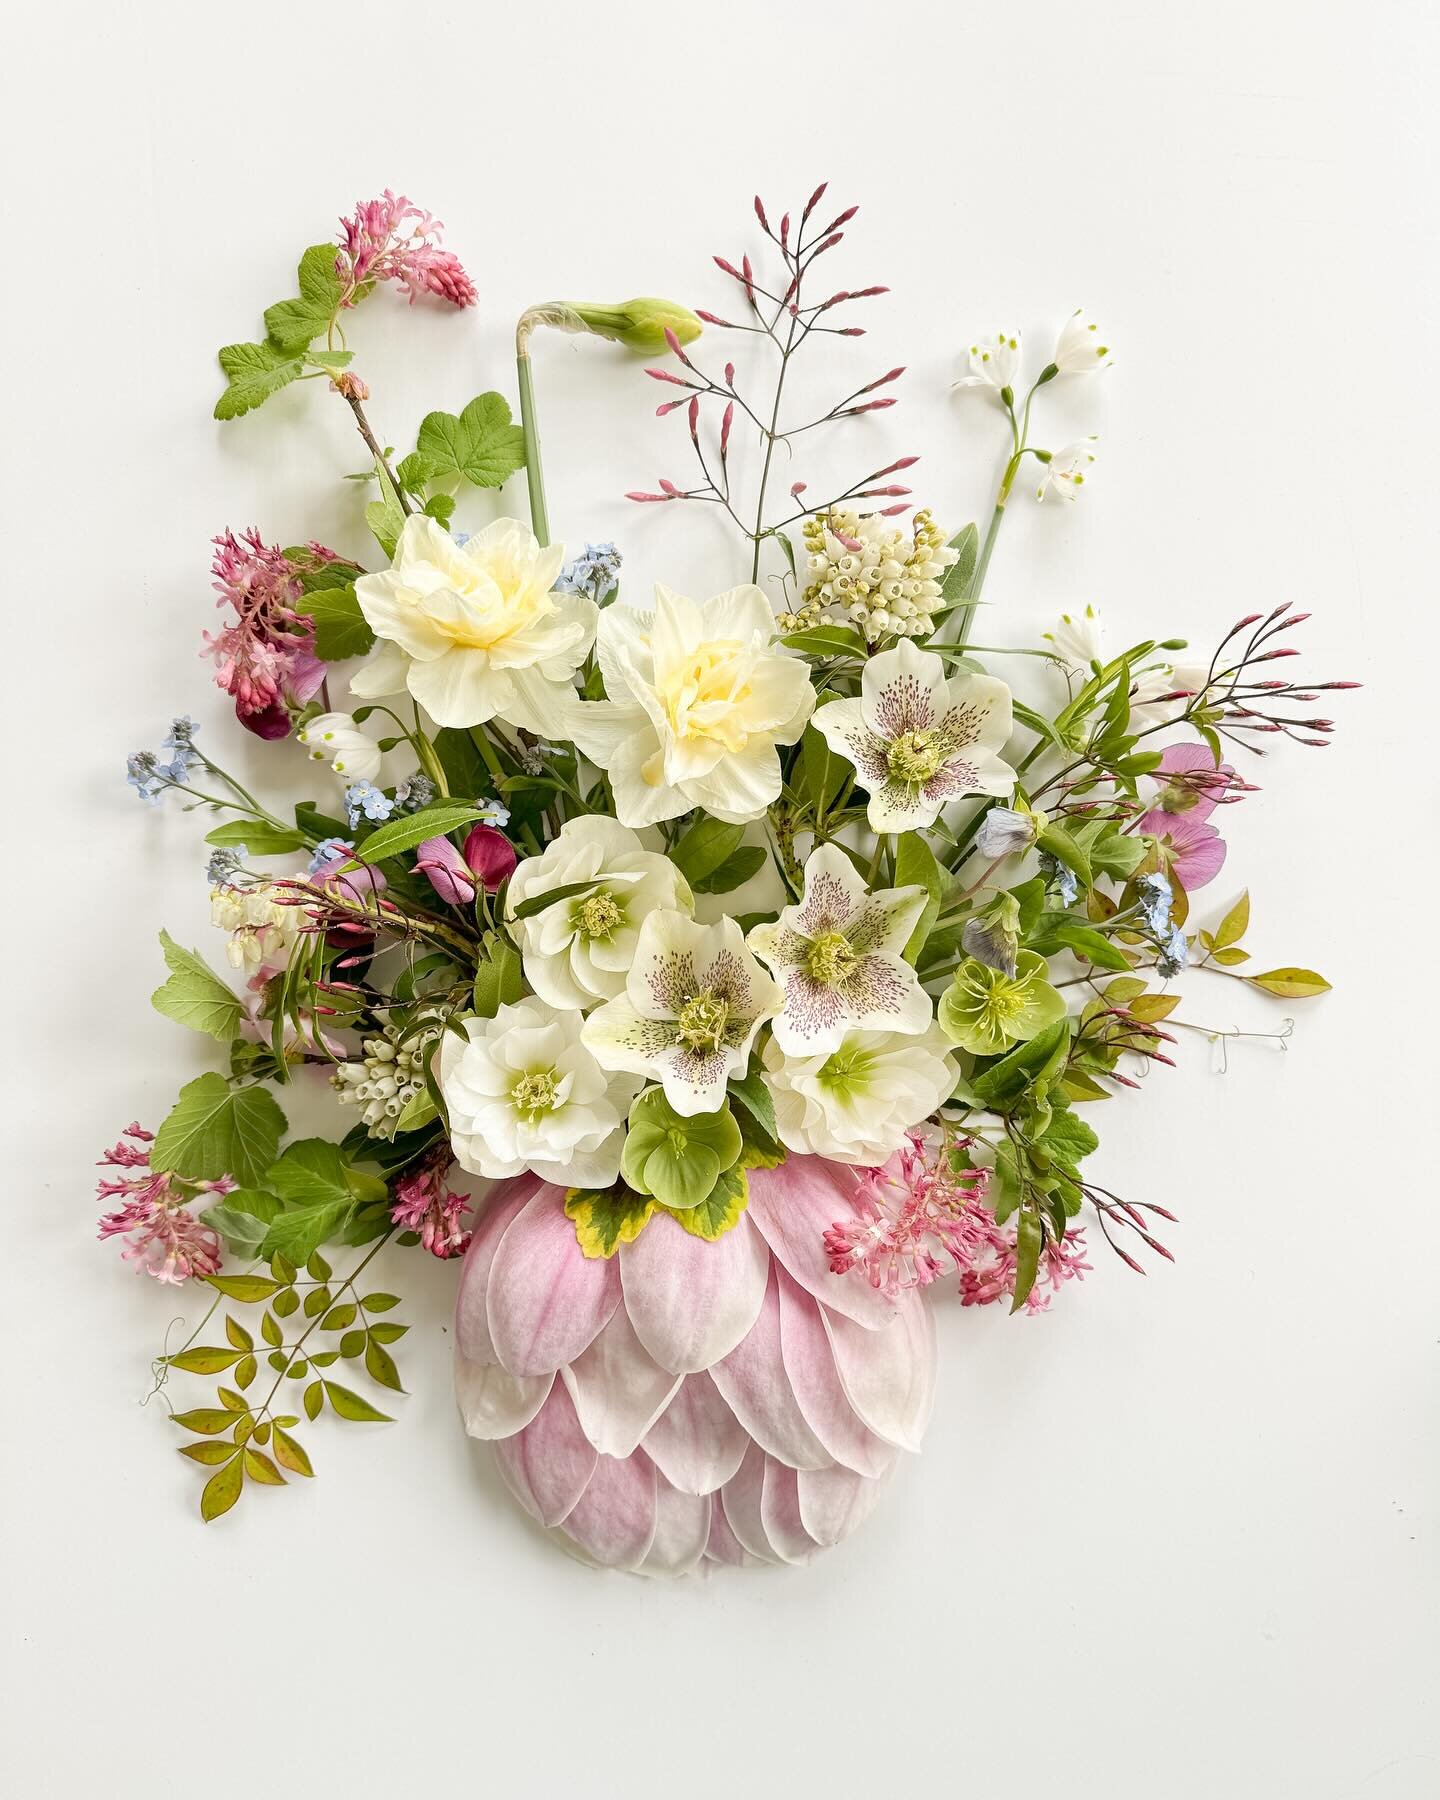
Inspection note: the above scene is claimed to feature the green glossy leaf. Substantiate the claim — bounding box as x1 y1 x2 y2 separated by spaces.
692 845 766 895
669 817 745 886
151 931 243 1042
939 523 979 603
779 625 867 659
203 819 309 854
151 1075 286 1187
353 802 491 864
727 1069 777 1147
894 831 943 963
1011 1209 1043 1313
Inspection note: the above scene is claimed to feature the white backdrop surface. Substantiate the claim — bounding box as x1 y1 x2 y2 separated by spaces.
3 3 1437 1796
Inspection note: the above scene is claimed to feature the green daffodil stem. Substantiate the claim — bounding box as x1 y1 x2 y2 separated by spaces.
515 323 551 549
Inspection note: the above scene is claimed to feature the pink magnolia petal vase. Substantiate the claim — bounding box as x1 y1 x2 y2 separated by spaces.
453 1155 937 1574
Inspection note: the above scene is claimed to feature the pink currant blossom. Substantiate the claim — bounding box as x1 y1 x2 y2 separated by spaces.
96 1124 231 1285
335 192 477 307
204 531 333 732
391 1160 473 1259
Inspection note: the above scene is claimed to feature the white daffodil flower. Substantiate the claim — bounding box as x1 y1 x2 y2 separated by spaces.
813 636 1015 832
747 844 931 1055
1051 309 1113 374
1036 439 1098 502
1043 605 1105 670
296 710 383 782
350 516 596 733
953 329 1023 392
581 910 782 1116
567 584 815 828
761 1023 959 1165
439 996 639 1188
504 815 694 1011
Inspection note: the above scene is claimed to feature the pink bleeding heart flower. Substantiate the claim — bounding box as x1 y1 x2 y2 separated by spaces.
462 823 518 892
453 1156 936 1575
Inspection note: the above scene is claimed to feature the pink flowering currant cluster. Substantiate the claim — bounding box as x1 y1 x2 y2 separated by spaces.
203 530 333 737
95 1125 232 1285
335 191 477 309
389 1158 473 1260
824 1134 1091 1312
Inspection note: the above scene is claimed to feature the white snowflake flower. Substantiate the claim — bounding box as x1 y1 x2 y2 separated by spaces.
1036 439 1098 502
761 1024 959 1165
747 844 932 1055
1051 309 1113 374
813 636 1016 832
953 329 1023 392
440 997 639 1188
581 910 782 1116
296 711 383 782
1044 605 1105 670
504 816 693 1011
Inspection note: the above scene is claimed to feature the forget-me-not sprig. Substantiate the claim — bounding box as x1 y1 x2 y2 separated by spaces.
1136 871 1174 938
308 836 354 875
126 751 164 804
345 781 395 830
163 717 200 752
1156 925 1189 979
556 542 622 605
394 773 437 813
206 848 242 886
1039 849 1079 909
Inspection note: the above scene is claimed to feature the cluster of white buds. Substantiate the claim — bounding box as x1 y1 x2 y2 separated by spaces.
209 883 303 971
784 508 958 644
331 1015 442 1139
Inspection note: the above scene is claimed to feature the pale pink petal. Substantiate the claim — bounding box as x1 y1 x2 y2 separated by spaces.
820 1294 936 1453
559 1306 682 1459
639 1476 713 1578
797 1463 891 1547
774 1268 896 1477
486 1186 622 1376
704 1493 757 1567
759 1457 822 1565
561 1448 659 1570
455 1178 539 1364
746 1156 902 1329
717 1442 784 1565
491 1379 597 1527
711 1266 832 1472
641 1372 749 1495
453 1350 554 1441
619 1208 769 1374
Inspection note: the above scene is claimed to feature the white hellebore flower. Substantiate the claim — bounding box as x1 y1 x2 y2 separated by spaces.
296 710 383 782
351 515 596 733
1051 309 1113 374
581 911 782 1116
504 815 694 1011
953 329 1023 392
1036 438 1098 503
762 1024 958 1165
569 584 815 828
747 844 932 1055
440 997 639 1188
1044 604 1105 670
813 636 1016 833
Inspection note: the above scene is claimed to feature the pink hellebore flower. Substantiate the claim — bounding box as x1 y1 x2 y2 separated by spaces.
1138 744 1235 891
454 1157 936 1575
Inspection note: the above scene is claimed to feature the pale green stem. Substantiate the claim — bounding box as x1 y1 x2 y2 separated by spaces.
516 347 550 549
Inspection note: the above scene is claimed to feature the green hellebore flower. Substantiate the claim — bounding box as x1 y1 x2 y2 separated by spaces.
620 1087 741 1212
938 949 1068 1057
570 297 704 353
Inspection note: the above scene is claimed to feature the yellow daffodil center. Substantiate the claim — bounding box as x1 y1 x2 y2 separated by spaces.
887 729 943 784
510 1068 561 1119
654 640 752 750
675 989 731 1051
805 930 858 987
575 890 623 940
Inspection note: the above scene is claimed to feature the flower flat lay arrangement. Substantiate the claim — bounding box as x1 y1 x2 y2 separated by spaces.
104 186 1350 1572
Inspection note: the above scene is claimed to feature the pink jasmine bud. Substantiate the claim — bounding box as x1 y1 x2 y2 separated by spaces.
862 366 905 392
461 824 517 891
838 327 867 337
645 366 692 386
713 255 744 281
696 310 734 327
802 182 829 221
833 530 864 552
1232 613 1263 631
869 455 919 476
416 835 476 906
790 481 807 497
723 361 735 386
658 477 683 496
655 400 687 416
741 254 755 303
626 490 672 502
855 485 912 498
847 286 890 299
780 212 790 247
822 205 859 233
754 195 769 231
812 232 844 256
1274 611 1311 628
878 503 911 516
662 326 695 368
1255 647 1299 660
720 402 734 458
687 396 700 438
845 397 896 414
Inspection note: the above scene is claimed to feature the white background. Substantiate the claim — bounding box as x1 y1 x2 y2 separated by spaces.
3 3 1437 1795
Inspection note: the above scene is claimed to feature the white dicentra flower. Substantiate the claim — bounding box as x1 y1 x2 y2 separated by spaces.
1051 309 1113 375
1044 604 1105 670
350 515 596 733
1036 438 1098 503
813 636 1015 832
440 997 639 1188
296 710 383 782
568 584 815 828
210 883 303 971
762 1024 959 1165
953 329 1023 392
581 911 782 1116
504 816 694 1012
747 844 931 1055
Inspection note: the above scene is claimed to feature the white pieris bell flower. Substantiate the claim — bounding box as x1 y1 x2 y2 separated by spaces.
568 584 815 828
762 1024 959 1165
1036 439 1098 502
1051 309 1113 374
296 711 383 782
953 329 1023 393
504 816 694 1011
439 997 640 1188
351 516 596 733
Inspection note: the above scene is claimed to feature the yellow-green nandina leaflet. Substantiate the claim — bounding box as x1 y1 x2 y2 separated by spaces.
565 1186 656 1259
